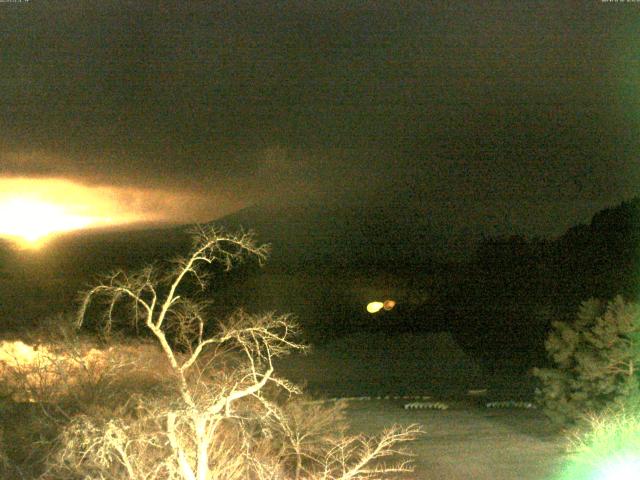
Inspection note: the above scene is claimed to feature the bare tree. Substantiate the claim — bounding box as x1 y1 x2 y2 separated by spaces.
44 225 421 480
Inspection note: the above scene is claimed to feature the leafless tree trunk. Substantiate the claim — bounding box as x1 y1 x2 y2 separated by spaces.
45 225 424 480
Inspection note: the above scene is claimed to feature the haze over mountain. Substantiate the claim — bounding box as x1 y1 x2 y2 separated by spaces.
216 200 481 272
2 195 638 294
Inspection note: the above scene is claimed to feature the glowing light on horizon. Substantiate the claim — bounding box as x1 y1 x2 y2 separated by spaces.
0 175 232 249
0 197 110 248
0 177 149 249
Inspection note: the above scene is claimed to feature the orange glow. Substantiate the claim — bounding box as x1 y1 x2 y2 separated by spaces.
0 178 148 248
383 300 396 311
0 176 232 249
366 299 396 314
0 197 103 247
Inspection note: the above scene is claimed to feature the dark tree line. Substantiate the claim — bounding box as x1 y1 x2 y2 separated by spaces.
448 197 640 371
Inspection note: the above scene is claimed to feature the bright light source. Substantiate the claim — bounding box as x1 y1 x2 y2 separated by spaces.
0 177 163 249
0 175 233 249
367 302 385 314
596 457 640 480
0 197 104 248
366 300 396 314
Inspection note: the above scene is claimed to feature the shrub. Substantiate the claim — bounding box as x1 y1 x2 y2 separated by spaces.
533 296 640 426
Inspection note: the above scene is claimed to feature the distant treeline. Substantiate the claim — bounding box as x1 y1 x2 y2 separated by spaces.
443 197 640 371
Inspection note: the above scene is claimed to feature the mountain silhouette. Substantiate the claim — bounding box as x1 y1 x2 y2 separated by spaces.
214 200 477 273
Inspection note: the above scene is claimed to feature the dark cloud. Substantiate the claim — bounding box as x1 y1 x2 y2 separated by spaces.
1 1 639 234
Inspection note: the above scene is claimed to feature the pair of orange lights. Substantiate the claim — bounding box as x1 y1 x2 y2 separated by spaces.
366 300 396 314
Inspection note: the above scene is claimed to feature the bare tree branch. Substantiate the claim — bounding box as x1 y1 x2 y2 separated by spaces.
47 225 421 480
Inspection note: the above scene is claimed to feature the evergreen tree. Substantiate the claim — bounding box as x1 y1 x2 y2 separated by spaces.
533 296 640 426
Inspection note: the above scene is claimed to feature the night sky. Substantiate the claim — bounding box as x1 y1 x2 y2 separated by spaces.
2 0 640 241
